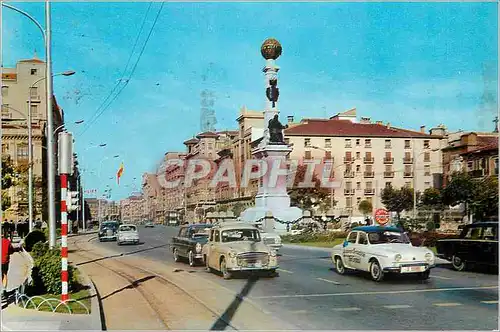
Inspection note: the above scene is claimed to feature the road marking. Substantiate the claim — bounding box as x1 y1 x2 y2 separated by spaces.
278 268 293 274
252 286 499 299
290 310 308 314
431 275 452 280
333 307 361 312
317 277 341 285
481 300 498 304
433 303 462 307
383 304 412 309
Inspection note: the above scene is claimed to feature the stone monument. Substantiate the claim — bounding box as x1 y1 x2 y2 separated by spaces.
240 38 303 234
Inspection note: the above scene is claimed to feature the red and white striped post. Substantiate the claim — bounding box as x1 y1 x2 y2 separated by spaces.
60 173 69 302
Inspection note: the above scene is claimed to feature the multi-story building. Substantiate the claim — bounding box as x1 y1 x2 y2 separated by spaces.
162 151 186 224
141 173 162 223
85 198 99 222
119 194 145 224
284 108 446 218
2 56 64 221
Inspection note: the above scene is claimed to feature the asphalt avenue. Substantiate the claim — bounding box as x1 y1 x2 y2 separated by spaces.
93 225 499 330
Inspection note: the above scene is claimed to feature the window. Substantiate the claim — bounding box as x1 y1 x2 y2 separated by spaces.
358 232 368 245
424 165 430 176
424 182 431 188
178 227 187 237
385 165 392 172
347 232 357 243
304 138 311 147
208 143 213 149
356 197 361 204
346 197 352 207
365 165 373 172
405 140 411 149
30 68 37 75
404 152 411 160
345 139 352 148
17 144 28 159
405 165 412 174
366 181 373 189
385 139 391 148
325 138 331 148
356 152 361 159
30 87 38 98
356 165 361 172
214 230 221 242
356 182 361 190
365 139 371 147
345 151 352 161
1 104 9 116
463 227 481 240
424 140 430 149
345 181 352 190
482 226 498 240
356 139 361 146
325 151 332 159
305 151 312 159
424 152 430 162
1 86 8 97
2 144 8 153
30 104 38 117
385 182 391 188
365 152 372 161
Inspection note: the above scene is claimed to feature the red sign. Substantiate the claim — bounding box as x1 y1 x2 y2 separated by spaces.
374 208 390 225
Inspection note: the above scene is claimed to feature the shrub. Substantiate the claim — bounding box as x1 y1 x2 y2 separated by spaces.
409 231 458 247
24 230 47 252
43 228 61 240
281 231 347 243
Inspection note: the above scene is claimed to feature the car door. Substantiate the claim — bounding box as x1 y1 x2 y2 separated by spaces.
342 231 359 269
461 226 482 263
354 232 370 271
478 225 498 266
175 227 187 257
209 230 221 269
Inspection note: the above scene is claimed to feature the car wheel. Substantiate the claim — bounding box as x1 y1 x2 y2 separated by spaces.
452 255 466 271
204 255 212 273
268 269 279 278
335 256 346 275
173 248 180 262
117 241 121 246
369 260 384 282
220 258 232 280
418 270 430 280
188 251 195 267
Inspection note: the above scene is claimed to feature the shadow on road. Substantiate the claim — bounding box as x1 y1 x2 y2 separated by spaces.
75 244 171 266
101 275 156 300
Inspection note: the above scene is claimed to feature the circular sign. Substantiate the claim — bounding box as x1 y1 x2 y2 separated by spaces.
374 209 390 225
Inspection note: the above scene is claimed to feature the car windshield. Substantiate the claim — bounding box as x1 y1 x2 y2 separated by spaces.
120 225 136 232
102 223 118 230
191 227 210 238
221 229 260 242
368 231 410 244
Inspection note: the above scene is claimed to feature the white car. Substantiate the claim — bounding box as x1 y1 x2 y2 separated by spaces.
117 224 140 245
255 223 282 250
331 226 435 281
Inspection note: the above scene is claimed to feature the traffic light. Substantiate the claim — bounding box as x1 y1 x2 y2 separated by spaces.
67 191 80 212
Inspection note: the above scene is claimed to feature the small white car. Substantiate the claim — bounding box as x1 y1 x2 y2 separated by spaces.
117 224 140 245
255 223 282 250
331 226 435 281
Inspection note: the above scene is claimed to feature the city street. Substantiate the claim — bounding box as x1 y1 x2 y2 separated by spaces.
92 225 499 330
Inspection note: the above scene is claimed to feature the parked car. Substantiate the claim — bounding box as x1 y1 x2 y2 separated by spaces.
436 222 498 271
331 226 435 281
145 221 155 228
172 224 212 266
117 224 140 245
99 221 119 242
202 222 279 279
255 223 282 250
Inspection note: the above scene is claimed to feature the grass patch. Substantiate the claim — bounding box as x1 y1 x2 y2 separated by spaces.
25 288 92 314
283 238 344 248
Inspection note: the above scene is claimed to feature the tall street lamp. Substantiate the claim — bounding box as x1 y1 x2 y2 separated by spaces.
28 71 76 232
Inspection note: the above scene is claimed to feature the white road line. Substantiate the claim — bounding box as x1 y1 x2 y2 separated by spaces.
481 300 498 304
278 268 293 274
333 307 362 311
252 286 499 299
290 310 308 314
317 277 341 285
433 303 462 307
431 275 452 280
383 304 413 309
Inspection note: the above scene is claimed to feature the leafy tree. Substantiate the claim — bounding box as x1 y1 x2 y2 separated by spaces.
232 202 246 217
419 187 443 209
470 176 498 221
358 199 373 216
441 172 476 218
381 185 414 221
288 164 334 213
2 156 17 210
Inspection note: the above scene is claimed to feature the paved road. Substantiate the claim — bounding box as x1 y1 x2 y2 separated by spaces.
93 225 499 330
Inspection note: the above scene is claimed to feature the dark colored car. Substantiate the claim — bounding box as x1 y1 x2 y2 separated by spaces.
436 222 498 271
99 221 120 242
145 221 155 228
171 224 212 267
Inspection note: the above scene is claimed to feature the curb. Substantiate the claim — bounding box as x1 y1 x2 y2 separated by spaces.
76 267 103 331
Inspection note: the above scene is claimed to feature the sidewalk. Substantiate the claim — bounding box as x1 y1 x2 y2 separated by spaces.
1 245 102 331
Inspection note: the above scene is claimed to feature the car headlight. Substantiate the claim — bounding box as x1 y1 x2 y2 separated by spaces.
394 254 402 262
425 252 433 261
228 250 237 258
195 243 202 253
269 250 277 257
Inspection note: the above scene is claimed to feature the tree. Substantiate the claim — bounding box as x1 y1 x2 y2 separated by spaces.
232 202 246 217
288 164 334 213
470 176 498 221
2 156 17 211
441 172 476 218
380 185 414 221
419 187 443 209
358 200 373 216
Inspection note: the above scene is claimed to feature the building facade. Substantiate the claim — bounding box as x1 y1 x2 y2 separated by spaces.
119 194 145 224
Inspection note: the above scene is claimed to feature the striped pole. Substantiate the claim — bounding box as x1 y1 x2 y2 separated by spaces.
60 173 69 302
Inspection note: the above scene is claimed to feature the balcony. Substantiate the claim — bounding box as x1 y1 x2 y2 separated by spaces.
344 157 354 163
364 188 375 195
344 171 355 178
344 189 355 195
403 157 413 164
384 171 394 178
404 172 413 177
364 171 374 178
363 157 374 164
383 157 394 164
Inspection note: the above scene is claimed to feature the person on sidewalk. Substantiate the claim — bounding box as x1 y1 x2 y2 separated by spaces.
2 228 21 296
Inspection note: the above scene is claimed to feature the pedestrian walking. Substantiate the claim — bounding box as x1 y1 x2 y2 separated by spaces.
2 228 20 296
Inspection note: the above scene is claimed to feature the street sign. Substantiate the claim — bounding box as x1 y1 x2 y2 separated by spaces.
374 208 390 225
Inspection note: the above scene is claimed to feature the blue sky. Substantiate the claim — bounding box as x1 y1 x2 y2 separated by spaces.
3 2 498 201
